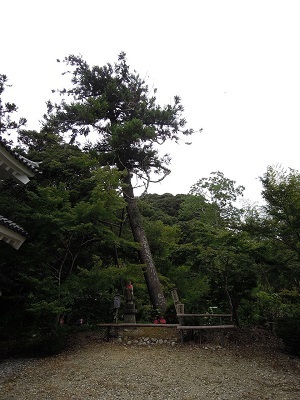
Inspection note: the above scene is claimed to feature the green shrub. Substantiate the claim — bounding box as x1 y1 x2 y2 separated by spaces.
19 328 70 357
276 311 300 356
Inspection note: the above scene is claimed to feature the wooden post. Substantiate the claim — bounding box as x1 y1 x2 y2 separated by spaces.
171 288 180 305
176 303 185 325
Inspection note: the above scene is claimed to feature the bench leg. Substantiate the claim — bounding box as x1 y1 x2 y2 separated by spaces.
106 326 111 342
221 330 225 347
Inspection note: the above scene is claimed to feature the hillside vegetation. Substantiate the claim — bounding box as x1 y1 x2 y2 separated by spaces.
0 58 299 357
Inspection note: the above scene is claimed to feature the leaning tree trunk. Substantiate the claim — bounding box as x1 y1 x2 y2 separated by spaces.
122 171 167 312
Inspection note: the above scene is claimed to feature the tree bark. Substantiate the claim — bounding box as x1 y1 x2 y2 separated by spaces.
122 171 167 311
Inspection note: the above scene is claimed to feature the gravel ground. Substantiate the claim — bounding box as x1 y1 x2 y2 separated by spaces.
0 334 299 400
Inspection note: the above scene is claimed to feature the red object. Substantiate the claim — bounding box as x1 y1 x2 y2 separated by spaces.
159 317 166 324
153 318 159 324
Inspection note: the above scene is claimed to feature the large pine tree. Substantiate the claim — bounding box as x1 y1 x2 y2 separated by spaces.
44 53 194 311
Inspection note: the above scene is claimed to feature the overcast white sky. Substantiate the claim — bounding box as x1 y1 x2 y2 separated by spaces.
1 0 300 204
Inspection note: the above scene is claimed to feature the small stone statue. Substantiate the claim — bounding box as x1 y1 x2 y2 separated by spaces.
124 281 136 323
125 281 134 302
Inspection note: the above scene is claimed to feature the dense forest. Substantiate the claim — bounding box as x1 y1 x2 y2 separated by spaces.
0 56 299 356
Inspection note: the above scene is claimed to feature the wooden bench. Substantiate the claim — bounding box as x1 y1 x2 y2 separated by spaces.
176 315 235 344
176 313 233 325
177 324 235 344
171 288 235 344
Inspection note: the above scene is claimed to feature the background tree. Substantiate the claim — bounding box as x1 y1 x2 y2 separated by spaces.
0 74 26 138
0 129 129 333
44 53 194 311
259 166 300 302
190 171 245 226
237 165 300 351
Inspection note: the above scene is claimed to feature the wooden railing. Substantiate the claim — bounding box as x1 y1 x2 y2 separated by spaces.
171 288 235 343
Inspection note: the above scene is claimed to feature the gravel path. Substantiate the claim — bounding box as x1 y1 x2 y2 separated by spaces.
1 338 299 400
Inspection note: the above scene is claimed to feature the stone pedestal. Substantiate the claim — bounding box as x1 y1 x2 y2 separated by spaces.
123 302 137 323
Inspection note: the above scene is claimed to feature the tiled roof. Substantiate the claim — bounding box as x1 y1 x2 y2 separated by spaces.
0 135 40 174
0 215 29 237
